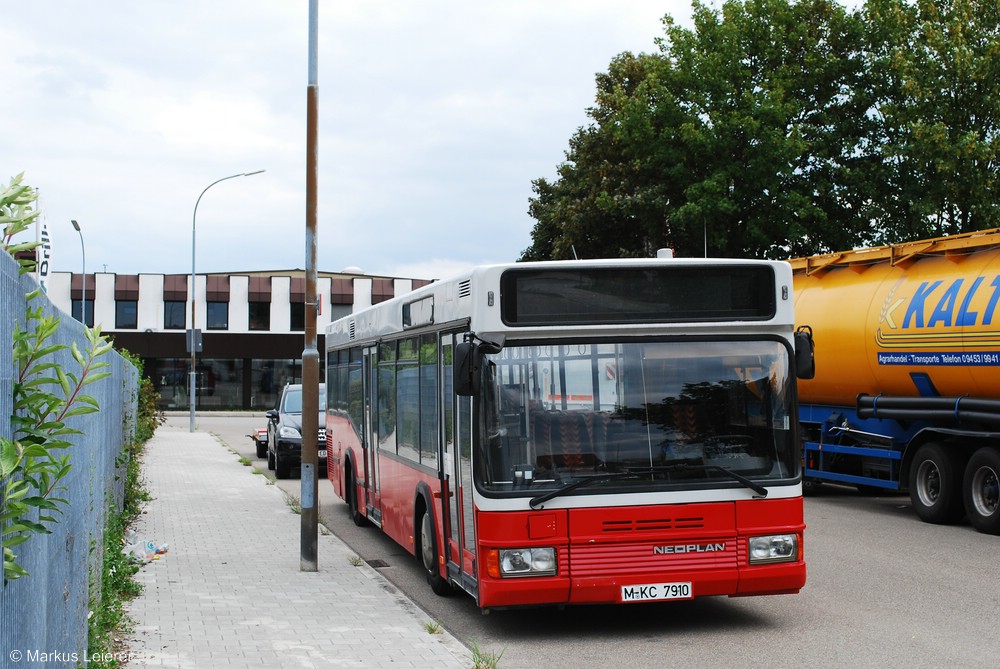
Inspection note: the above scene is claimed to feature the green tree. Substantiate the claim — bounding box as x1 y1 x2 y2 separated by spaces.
523 0 870 260
659 0 872 258
863 0 1000 241
523 52 671 261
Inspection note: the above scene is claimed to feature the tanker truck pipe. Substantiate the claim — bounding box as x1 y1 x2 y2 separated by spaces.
857 394 1000 425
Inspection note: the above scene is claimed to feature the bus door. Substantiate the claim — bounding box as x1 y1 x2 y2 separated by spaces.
363 345 382 526
443 334 477 594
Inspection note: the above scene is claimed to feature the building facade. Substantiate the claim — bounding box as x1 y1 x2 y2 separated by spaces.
46 269 431 411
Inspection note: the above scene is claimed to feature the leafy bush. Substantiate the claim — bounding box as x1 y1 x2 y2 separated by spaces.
2 174 114 581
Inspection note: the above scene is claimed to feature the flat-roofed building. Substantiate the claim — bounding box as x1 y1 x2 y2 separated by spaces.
46 268 432 411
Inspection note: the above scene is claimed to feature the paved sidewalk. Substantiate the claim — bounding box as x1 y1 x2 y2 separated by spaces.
125 425 469 669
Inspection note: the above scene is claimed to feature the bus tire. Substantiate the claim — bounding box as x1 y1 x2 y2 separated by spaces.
419 508 452 596
909 442 964 525
347 465 368 527
963 447 1000 535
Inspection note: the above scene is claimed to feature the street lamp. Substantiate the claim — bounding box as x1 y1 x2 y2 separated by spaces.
189 170 265 432
71 219 86 325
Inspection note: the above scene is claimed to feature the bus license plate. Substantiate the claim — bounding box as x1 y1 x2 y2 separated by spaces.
621 582 692 602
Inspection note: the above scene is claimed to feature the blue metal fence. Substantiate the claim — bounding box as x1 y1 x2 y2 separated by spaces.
0 251 138 668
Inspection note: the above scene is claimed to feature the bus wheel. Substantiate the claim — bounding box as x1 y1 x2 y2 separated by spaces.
963 447 1000 535
419 509 452 596
347 466 368 527
909 442 964 524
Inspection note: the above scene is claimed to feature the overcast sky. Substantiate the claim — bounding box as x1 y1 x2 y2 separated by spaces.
3 1 693 281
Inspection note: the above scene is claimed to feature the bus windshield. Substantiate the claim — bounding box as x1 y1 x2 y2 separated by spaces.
476 339 796 495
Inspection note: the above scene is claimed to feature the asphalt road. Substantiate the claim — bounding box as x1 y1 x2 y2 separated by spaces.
173 413 1000 669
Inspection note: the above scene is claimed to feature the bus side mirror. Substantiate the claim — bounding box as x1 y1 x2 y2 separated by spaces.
795 325 815 380
454 342 481 396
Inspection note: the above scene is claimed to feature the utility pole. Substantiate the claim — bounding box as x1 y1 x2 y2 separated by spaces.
300 0 320 572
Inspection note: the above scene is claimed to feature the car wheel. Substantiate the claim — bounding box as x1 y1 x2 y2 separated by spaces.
275 453 289 479
267 447 275 471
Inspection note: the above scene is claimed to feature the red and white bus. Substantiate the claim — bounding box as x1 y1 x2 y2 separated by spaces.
325 258 813 610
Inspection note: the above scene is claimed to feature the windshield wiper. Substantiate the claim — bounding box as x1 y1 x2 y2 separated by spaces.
528 464 769 509
529 472 635 509
653 463 769 498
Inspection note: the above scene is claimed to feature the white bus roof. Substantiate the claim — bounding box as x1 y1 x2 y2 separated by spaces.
325 258 795 349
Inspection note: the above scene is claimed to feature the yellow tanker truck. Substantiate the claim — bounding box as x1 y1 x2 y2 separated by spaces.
791 228 1000 534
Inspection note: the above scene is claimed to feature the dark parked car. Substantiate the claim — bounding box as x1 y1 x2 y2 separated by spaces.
266 383 326 479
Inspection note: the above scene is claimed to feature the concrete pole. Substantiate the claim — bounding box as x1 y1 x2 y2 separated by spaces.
300 0 320 571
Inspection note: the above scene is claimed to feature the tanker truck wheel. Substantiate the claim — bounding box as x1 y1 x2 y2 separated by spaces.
802 478 822 494
909 442 964 525
963 447 1000 535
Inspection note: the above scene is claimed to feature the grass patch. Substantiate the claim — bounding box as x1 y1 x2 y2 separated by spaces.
423 620 443 635
87 366 161 669
470 641 505 669
88 493 144 668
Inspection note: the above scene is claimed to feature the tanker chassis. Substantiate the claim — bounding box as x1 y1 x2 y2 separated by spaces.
790 229 1000 535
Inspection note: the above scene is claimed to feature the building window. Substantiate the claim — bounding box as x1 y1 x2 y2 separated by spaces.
250 359 304 410
116 300 138 329
249 301 270 331
289 301 304 331
328 304 351 322
206 301 229 330
72 299 94 327
164 301 186 329
115 275 140 330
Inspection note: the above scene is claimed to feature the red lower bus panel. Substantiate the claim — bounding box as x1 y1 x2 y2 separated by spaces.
475 499 805 609
734 497 806 595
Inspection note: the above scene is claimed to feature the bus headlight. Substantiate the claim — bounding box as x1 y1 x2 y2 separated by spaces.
491 548 556 577
748 534 798 564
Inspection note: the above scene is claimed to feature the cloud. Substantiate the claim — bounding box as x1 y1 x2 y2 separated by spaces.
1 1 687 279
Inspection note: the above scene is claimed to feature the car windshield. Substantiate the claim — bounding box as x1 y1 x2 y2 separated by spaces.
475 339 796 495
281 387 326 414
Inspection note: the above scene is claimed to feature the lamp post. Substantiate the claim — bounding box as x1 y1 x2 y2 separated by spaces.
189 170 265 432
71 219 86 325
